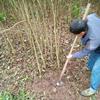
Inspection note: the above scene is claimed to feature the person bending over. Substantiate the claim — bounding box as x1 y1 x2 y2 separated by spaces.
67 12 100 97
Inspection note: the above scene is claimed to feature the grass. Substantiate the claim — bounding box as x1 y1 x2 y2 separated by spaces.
0 12 6 22
0 89 35 100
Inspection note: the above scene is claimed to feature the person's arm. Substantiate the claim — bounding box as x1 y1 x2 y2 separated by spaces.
72 48 91 58
70 39 100 58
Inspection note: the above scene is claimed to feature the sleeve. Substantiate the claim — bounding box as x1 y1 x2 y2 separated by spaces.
72 39 100 58
72 48 91 58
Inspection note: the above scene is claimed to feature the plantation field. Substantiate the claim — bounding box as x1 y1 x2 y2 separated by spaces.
0 0 100 100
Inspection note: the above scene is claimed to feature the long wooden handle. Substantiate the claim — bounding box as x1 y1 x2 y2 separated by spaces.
59 3 91 81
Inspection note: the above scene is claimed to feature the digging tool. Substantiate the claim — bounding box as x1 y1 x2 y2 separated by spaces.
57 3 91 86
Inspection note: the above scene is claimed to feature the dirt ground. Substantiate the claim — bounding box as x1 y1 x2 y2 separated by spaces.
1 19 100 100
25 65 100 100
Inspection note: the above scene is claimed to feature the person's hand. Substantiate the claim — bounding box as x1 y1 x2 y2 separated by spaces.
66 54 72 59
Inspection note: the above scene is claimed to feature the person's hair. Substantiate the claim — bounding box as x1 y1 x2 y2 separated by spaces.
70 19 88 35
90 0 100 16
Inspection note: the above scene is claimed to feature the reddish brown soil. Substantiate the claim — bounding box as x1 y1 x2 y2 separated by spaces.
25 61 100 100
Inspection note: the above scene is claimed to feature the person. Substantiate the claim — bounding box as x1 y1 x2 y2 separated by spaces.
67 5 100 97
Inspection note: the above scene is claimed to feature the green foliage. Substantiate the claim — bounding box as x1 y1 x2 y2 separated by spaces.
8 0 18 9
71 1 81 18
0 90 35 100
0 12 6 22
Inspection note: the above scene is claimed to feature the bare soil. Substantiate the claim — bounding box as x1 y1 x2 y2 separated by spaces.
25 65 100 100
0 19 100 100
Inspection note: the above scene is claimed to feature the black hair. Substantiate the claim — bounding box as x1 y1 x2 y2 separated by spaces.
70 19 88 34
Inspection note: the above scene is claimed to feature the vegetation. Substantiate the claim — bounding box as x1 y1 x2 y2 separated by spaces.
0 0 96 100
0 0 83 73
0 89 35 100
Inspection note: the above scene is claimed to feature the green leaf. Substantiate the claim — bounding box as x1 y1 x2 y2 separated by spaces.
0 12 6 22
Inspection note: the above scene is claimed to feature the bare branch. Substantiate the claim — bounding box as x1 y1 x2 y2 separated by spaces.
0 20 26 33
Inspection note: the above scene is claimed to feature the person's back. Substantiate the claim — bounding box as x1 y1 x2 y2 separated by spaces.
86 13 100 53
87 13 100 39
